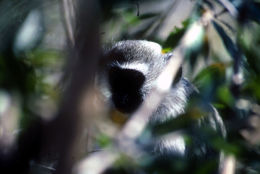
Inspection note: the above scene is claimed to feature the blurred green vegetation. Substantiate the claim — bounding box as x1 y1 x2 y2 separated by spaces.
0 0 260 174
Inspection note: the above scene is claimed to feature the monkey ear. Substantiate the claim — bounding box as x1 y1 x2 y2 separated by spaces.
164 52 173 61
109 66 145 88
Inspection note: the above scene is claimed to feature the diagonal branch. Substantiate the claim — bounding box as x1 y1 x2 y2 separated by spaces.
74 12 209 174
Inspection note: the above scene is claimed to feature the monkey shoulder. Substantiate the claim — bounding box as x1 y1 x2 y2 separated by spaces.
149 78 226 157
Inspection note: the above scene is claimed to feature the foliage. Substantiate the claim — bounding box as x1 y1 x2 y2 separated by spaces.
0 0 260 174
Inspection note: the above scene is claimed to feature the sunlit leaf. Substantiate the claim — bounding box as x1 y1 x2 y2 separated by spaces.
163 19 190 49
96 133 112 148
216 85 235 107
124 11 140 25
212 21 241 62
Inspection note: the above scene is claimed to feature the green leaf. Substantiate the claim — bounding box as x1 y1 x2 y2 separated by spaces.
212 137 241 156
96 133 112 148
193 63 226 102
26 49 63 68
138 13 159 20
216 85 235 107
243 76 260 102
163 19 190 49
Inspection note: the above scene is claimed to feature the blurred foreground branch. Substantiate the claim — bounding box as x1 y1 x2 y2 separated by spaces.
221 155 236 174
42 1 101 174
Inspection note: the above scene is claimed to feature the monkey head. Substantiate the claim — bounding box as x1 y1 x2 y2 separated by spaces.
103 40 177 114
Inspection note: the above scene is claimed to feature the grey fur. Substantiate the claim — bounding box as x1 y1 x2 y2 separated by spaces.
102 40 226 163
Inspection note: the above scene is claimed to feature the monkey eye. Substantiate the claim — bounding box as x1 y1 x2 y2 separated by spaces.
108 66 145 91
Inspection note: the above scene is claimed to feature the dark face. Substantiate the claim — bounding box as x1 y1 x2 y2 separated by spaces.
108 66 145 113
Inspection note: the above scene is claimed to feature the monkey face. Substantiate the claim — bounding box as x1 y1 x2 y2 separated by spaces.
103 40 175 114
108 66 145 113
